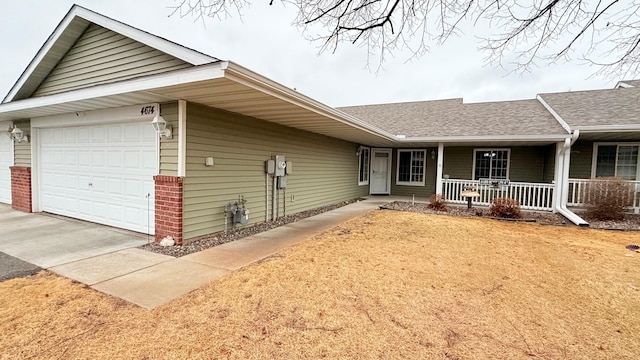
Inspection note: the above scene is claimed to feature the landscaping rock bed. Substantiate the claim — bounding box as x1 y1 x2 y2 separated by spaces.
380 201 568 226
140 198 363 257
142 199 640 259
576 212 640 231
381 201 640 230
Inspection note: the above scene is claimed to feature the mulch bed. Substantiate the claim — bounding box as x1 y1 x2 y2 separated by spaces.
140 198 364 257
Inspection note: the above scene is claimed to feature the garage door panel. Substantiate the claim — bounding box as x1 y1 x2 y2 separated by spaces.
40 122 156 234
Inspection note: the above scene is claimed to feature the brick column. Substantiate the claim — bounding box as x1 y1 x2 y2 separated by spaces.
10 166 32 213
154 175 184 245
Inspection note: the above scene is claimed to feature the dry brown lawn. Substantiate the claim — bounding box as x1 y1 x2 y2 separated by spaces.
1 211 640 359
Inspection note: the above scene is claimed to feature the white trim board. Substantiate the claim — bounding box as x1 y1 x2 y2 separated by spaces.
536 95 573 134
177 100 187 177
31 103 160 128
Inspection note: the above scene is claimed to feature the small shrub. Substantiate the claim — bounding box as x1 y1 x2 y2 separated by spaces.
585 177 634 221
428 194 448 211
488 198 521 219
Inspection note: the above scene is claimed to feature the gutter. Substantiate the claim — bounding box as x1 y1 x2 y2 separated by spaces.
395 134 571 143
576 125 640 132
555 130 589 226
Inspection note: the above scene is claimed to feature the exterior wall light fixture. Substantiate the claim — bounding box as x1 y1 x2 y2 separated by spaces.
11 125 28 143
150 115 172 139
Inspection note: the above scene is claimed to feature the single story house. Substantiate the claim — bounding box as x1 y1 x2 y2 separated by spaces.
0 5 638 244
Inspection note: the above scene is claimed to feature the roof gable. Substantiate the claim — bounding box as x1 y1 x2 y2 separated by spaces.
31 23 193 97
539 87 640 129
3 5 217 103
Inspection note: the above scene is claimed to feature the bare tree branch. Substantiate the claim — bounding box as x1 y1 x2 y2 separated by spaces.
169 0 640 77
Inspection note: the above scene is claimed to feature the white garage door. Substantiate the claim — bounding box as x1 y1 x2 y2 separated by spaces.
40 122 156 234
0 122 12 204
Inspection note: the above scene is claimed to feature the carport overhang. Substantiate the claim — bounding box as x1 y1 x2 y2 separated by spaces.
0 61 397 147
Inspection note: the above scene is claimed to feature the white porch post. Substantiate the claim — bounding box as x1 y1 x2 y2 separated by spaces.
552 141 565 212
177 99 187 177
435 142 444 195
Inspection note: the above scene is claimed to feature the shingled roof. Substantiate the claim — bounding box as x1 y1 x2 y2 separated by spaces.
539 87 640 129
338 98 569 138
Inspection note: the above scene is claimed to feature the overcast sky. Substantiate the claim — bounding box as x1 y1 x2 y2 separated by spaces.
0 1 630 107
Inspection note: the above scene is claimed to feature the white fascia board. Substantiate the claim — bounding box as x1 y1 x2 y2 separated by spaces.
72 6 216 66
396 134 571 143
615 81 634 88
536 95 573 133
222 62 398 142
0 64 225 116
576 125 640 132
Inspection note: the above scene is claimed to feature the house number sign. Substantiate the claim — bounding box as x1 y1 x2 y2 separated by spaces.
140 105 156 115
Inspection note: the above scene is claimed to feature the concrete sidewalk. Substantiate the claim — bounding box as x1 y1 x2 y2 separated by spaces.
53 197 400 309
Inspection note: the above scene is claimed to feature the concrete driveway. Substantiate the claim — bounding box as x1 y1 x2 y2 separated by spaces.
0 204 149 269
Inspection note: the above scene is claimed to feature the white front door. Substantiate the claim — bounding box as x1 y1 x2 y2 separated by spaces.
39 122 157 233
370 149 391 194
0 122 12 204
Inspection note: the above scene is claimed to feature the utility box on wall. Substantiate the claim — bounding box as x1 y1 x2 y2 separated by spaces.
275 155 286 177
278 175 287 189
265 159 275 175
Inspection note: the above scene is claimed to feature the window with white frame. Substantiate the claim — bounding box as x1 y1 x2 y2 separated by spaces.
593 143 639 180
358 147 370 185
473 149 510 180
396 149 426 186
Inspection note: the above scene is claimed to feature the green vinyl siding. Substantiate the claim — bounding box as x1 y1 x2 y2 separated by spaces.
13 119 31 167
159 102 179 176
182 103 368 241
390 149 436 198
568 141 594 179
33 24 192 97
542 144 556 183
442 147 473 180
509 147 546 182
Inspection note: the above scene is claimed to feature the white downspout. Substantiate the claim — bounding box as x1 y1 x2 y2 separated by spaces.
555 130 588 226
435 142 444 195
552 141 564 212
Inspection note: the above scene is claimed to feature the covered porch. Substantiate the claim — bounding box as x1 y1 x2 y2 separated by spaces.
430 141 563 212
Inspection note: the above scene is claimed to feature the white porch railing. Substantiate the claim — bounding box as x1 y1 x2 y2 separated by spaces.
567 178 640 213
442 179 555 211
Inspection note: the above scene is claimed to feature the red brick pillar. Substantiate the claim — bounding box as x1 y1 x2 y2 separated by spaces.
10 166 32 213
154 175 184 245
